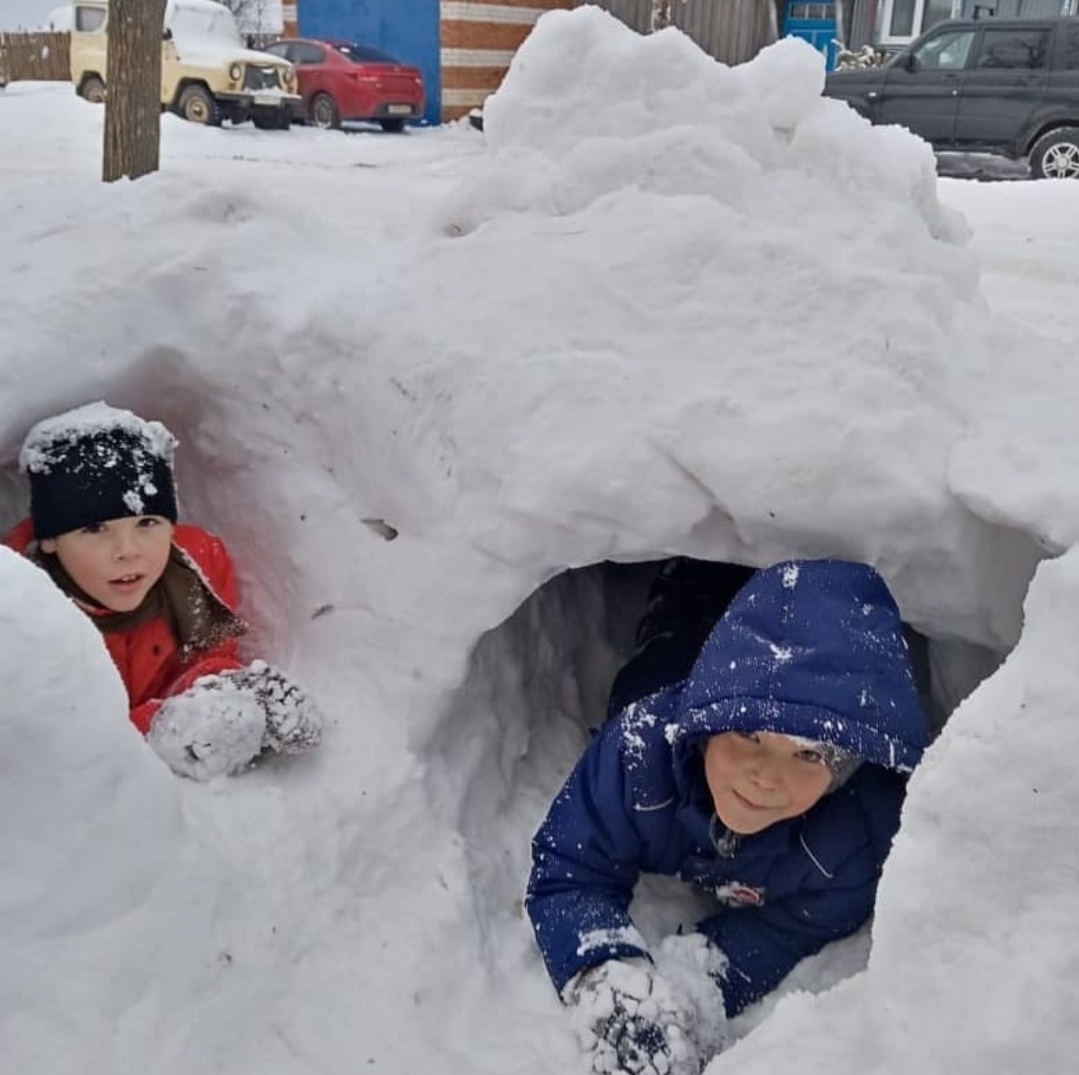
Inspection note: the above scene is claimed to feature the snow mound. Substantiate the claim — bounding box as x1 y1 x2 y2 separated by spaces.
426 8 1035 652
0 547 178 938
0 546 333 1074
0 547 182 1068
446 7 964 268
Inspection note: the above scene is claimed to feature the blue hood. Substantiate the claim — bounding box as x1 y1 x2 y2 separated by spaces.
674 560 928 772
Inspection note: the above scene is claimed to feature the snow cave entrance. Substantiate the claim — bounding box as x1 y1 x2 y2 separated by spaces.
430 556 1006 1014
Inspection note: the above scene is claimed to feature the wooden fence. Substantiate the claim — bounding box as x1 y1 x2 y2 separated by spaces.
0 32 71 84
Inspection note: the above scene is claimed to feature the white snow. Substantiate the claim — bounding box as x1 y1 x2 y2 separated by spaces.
19 400 177 473
2 6 1079 1075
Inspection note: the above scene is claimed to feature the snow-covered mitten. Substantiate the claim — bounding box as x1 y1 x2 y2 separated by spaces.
565 958 700 1075
652 933 730 1062
147 679 266 781
218 660 322 755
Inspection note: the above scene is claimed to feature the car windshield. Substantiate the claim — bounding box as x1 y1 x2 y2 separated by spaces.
169 4 244 49
334 42 398 64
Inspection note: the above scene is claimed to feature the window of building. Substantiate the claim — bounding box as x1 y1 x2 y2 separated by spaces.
879 0 964 45
788 3 837 18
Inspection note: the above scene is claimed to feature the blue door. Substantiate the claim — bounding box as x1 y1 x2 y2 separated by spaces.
783 1 840 70
297 0 441 125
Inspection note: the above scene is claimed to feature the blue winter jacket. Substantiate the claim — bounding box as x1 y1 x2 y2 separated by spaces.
526 559 929 1016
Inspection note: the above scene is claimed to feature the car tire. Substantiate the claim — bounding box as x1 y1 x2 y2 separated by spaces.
178 85 222 126
80 75 106 103
1029 127 1079 180
379 118 406 133
309 93 340 130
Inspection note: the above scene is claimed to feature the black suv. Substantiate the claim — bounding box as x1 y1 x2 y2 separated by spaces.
824 17 1079 178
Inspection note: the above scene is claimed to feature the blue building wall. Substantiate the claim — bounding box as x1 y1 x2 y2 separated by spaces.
297 0 441 126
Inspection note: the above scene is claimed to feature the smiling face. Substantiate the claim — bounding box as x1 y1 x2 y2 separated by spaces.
704 730 834 835
40 515 174 612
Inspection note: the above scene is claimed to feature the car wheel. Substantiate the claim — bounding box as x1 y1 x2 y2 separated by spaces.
178 85 222 126
309 92 340 130
81 75 106 103
1029 127 1079 180
379 118 406 133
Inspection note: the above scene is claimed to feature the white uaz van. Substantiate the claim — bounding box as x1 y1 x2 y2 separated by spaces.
70 0 300 128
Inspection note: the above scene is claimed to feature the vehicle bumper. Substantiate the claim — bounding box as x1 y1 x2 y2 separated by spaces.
332 90 424 123
217 91 301 111
373 101 422 120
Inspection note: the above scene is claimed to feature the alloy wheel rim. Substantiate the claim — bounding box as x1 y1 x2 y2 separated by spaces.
313 98 333 127
187 98 208 123
1043 142 1079 179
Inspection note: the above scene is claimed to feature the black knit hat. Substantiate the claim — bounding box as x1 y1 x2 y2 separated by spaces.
20 402 179 540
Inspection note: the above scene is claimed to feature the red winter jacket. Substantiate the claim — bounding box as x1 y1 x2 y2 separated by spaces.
3 519 245 734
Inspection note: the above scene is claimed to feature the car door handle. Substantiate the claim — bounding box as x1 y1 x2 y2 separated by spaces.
867 90 879 99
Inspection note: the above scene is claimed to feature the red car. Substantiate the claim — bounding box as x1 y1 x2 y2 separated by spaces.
264 38 424 131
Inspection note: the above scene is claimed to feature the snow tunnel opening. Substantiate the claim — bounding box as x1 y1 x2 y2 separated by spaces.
428 555 1008 1017
0 354 303 662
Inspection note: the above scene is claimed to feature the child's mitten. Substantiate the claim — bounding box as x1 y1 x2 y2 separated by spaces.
564 958 700 1075
218 660 323 755
652 933 729 1062
147 679 266 781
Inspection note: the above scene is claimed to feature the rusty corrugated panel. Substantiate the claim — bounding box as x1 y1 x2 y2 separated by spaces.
589 0 778 65
849 0 878 48
591 0 652 33
678 0 778 63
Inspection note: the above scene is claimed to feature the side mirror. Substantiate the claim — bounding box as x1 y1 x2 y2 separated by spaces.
903 51 918 72
163 27 173 41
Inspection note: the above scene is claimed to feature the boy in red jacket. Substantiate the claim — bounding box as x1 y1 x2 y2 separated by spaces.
4 401 321 780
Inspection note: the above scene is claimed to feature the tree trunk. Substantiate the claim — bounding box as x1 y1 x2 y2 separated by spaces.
102 0 168 183
651 0 672 32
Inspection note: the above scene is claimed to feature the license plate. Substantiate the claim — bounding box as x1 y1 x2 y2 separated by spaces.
386 104 413 115
254 93 280 106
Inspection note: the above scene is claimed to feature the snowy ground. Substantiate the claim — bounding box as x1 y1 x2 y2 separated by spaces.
935 151 1031 182
3 9 1079 1075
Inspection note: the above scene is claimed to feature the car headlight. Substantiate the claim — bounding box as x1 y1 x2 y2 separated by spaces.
229 63 242 81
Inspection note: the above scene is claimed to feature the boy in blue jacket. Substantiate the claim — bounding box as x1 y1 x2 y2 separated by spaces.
526 558 929 1075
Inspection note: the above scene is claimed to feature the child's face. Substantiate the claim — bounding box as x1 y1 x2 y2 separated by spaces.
704 731 833 835
40 516 174 613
